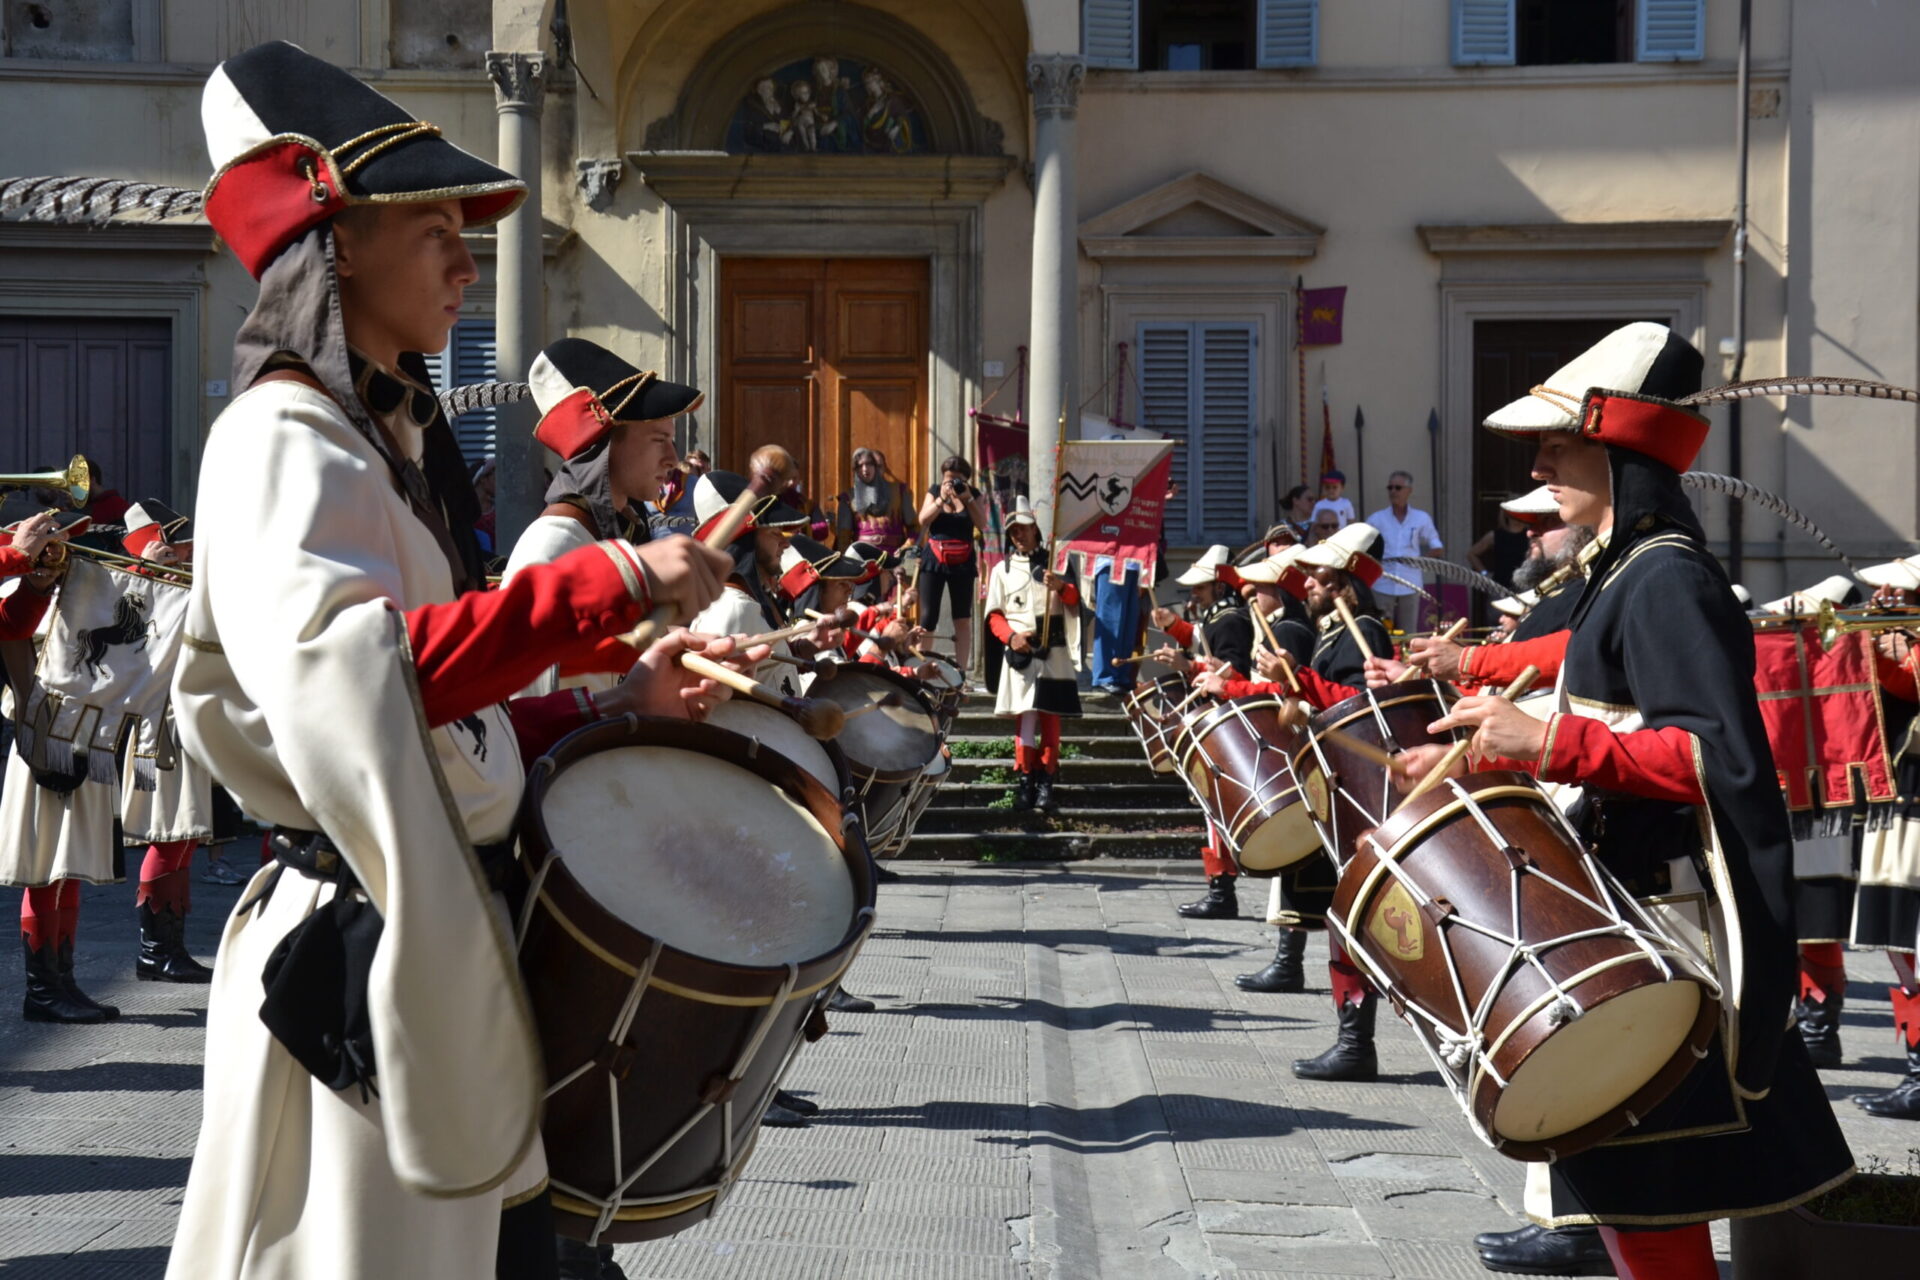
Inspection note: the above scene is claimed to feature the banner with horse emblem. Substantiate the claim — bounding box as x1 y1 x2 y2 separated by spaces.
14 558 190 787
1051 437 1176 584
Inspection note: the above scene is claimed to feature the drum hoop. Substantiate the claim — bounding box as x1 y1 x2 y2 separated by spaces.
552 1185 717 1224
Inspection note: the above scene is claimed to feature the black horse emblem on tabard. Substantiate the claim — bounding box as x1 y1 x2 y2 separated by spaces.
453 712 489 763
76 594 153 678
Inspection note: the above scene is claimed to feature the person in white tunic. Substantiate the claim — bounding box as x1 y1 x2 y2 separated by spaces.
501 337 705 700
156 41 735 1280
984 501 1081 811
688 469 811 686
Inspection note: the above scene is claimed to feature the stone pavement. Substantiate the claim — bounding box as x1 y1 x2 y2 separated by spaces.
0 863 1913 1278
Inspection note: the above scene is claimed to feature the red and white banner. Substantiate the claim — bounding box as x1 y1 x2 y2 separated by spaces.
1051 438 1175 584
1753 625 1897 812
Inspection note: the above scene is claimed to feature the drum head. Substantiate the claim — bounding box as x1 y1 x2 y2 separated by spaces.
705 700 841 793
815 668 940 774
1493 981 1703 1145
543 746 854 968
926 657 963 689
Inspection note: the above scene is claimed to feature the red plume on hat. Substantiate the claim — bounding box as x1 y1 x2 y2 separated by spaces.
199 42 525 278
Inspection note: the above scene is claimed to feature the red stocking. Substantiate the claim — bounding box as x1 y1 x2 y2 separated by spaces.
1598 1223 1716 1280
1798 941 1846 1004
20 884 66 952
137 841 198 912
1039 714 1061 773
1328 934 1373 1010
1013 740 1034 773
1200 820 1235 877
55 879 79 950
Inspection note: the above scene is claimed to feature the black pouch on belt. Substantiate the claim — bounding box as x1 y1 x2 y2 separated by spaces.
258 829 384 1100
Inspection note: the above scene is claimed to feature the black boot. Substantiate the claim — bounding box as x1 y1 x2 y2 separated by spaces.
555 1234 625 1280
1477 1223 1613 1276
1796 991 1844 1068
1033 770 1057 812
774 1089 819 1116
1010 769 1037 812
55 938 117 1021
760 1100 810 1128
22 937 110 1024
827 988 875 1013
1854 1039 1920 1119
137 900 214 984
1293 996 1378 1081
1176 874 1239 920
1237 928 1306 993
1474 1223 1543 1251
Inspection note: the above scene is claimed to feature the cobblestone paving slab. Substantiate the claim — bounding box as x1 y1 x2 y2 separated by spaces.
0 865 1911 1278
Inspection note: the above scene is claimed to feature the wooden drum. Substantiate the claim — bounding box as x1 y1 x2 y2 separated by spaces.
516 717 877 1243
1294 684 1463 866
1174 695 1320 875
1329 771 1720 1161
1122 675 1188 774
806 665 941 851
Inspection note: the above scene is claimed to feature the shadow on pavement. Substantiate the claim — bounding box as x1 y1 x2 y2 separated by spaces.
0 1153 189 1195
0 1062 200 1094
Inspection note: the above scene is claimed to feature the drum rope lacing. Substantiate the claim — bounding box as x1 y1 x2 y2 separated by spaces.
1209 698 1309 852
1336 777 1720 1150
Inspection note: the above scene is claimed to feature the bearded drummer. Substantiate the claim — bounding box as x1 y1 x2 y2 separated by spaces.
1151 545 1254 920
984 500 1081 812
162 42 745 1280
1395 323 1852 1278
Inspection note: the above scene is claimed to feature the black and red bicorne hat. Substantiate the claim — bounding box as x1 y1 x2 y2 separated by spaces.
121 500 192 557
691 471 808 544
200 41 525 278
528 338 704 461
778 535 866 599
1481 322 1710 472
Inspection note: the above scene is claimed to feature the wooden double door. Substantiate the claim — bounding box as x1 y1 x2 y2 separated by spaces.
720 258 929 522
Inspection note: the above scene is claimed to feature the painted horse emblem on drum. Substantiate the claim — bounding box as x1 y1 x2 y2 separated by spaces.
1369 882 1424 961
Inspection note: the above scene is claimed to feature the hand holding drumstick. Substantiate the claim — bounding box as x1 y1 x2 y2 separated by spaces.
1391 667 1542 801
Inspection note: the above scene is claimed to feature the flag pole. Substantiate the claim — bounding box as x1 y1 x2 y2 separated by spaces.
1040 404 1066 649
1353 403 1366 519
1295 277 1308 490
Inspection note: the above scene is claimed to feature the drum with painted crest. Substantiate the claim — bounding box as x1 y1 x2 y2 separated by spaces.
1122 674 1188 774
516 716 876 1243
1173 694 1320 875
805 664 941 851
1328 770 1720 1161
1293 683 1463 866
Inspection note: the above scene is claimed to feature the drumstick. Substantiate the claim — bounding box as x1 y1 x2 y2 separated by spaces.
840 693 906 721
763 652 840 682
736 612 849 649
1332 597 1376 663
679 651 846 740
1265 645 1303 694
1320 728 1396 769
619 487 760 650
1396 665 1540 809
1109 650 1149 667
1391 617 1469 684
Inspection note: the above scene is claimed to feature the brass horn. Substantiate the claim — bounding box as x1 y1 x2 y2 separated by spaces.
0 455 92 508
1814 600 1920 649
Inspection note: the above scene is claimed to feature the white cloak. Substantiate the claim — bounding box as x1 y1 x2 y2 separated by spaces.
0 752 118 885
167 381 549 1279
986 558 1080 717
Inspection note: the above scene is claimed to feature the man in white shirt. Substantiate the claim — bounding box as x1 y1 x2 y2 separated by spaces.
1365 470 1443 633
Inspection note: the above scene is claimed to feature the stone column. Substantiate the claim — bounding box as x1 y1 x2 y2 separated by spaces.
487 50 547 551
1025 53 1084 535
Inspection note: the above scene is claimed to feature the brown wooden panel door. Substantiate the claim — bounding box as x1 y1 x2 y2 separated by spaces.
1471 318 1650 538
0 316 171 502
720 258 927 524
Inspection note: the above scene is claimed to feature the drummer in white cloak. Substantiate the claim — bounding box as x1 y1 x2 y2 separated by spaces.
984 500 1082 811
154 41 733 1280
501 337 705 698
688 470 811 686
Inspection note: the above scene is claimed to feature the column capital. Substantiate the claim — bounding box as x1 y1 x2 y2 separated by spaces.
1026 54 1085 120
487 51 548 112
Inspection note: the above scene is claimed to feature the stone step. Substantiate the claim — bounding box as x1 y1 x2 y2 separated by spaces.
913 806 1203 835
947 733 1146 760
893 829 1204 861
947 756 1187 786
950 710 1139 738
926 781 1190 811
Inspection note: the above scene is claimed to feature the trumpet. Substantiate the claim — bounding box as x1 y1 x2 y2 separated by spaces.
37 539 192 587
0 456 92 508
1815 600 1920 648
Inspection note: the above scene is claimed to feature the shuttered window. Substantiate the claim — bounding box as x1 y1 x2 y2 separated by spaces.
1082 0 1139 69
1636 0 1705 62
1137 321 1258 543
1452 0 1517 65
422 318 499 465
1256 0 1317 68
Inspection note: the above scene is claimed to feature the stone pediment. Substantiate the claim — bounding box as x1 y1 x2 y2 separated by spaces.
1080 172 1323 259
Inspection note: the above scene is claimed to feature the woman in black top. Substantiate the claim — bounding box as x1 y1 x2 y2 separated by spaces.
916 455 989 673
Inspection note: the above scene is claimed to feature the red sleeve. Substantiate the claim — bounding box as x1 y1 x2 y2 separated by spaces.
1217 679 1287 700
506 689 597 763
1532 714 1706 805
1292 667 1359 710
552 638 639 680
0 585 52 642
1459 631 1569 688
987 610 1014 644
1057 582 1080 609
1165 619 1194 647
0 548 32 580
1876 648 1919 704
406 541 650 727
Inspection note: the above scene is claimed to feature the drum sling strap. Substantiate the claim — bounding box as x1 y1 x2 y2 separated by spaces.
242 826 518 1100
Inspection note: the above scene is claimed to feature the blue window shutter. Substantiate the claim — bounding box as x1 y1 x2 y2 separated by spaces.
1137 323 1195 540
423 319 500 464
1257 0 1318 69
1082 0 1138 70
1197 324 1257 542
1452 0 1516 66
1637 0 1705 62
